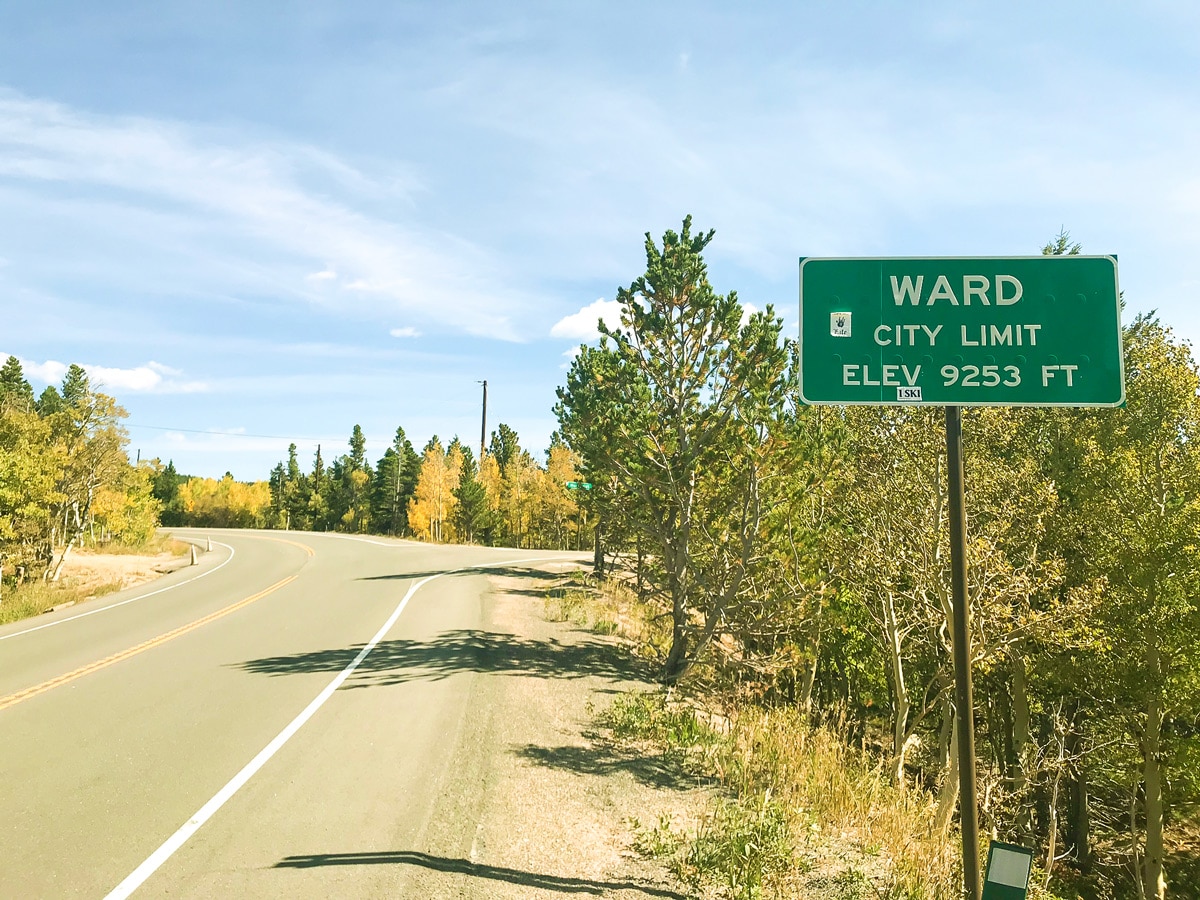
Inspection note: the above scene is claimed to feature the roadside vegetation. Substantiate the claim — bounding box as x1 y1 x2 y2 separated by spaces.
552 221 1200 899
0 360 166 617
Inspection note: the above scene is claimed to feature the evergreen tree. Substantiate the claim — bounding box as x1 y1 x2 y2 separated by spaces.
556 216 790 683
488 423 520 475
372 426 420 535
453 446 492 544
0 356 35 412
152 460 184 526
349 424 367 470
308 444 329 530
60 363 90 410
36 385 63 416
268 462 287 528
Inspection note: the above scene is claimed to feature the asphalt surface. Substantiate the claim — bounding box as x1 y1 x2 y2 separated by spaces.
0 530 585 898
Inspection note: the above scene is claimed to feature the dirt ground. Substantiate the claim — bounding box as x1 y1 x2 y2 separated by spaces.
398 563 710 899
55 545 191 595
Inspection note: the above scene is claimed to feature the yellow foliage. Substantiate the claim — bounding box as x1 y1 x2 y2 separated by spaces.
407 439 460 542
177 476 271 528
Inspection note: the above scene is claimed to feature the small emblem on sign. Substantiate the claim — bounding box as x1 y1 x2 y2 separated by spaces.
830 312 851 337
897 387 923 402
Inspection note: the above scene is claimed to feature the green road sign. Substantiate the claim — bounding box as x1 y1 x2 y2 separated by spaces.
565 481 593 491
799 256 1124 407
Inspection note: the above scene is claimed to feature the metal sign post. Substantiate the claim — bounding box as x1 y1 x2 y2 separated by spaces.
947 405 981 898
798 255 1124 900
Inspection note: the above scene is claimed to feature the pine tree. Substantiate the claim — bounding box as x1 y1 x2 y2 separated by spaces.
152 460 184 526
453 446 492 544
0 356 35 412
308 444 329 530
556 216 789 683
488 423 520 476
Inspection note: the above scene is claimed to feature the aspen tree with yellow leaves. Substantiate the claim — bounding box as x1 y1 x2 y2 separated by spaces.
407 437 461 542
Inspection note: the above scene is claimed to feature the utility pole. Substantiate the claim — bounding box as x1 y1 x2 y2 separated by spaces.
478 379 488 461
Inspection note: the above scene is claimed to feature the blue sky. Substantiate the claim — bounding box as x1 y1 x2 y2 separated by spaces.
2 2 1198 479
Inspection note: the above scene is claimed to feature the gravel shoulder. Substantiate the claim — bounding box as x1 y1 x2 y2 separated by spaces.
56 545 191 593
399 564 707 900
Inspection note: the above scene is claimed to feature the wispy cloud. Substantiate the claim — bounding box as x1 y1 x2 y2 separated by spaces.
389 326 421 338
0 90 532 339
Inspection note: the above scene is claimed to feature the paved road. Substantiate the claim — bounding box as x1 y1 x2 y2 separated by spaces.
0 530 585 898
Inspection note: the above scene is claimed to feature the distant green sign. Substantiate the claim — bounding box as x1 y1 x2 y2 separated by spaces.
798 256 1124 407
565 481 593 491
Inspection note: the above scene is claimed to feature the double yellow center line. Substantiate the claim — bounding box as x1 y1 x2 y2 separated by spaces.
0 538 314 713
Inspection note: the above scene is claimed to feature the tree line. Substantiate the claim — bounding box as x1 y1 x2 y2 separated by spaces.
0 359 158 584
154 423 590 551
554 219 1199 899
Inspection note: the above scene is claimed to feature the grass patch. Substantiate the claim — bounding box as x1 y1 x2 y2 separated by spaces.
592 618 619 635
610 696 962 898
544 587 589 625
0 577 125 626
94 534 191 556
544 573 668 644
680 792 796 899
574 576 969 899
629 812 687 858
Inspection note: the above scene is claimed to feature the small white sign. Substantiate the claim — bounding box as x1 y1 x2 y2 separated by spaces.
897 386 923 402
830 312 851 337
986 846 1032 888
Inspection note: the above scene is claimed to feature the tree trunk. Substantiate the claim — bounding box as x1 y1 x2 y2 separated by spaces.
661 506 693 685
636 533 643 599
1142 642 1166 900
592 519 604 577
661 615 689 684
1043 710 1067 890
935 704 960 837
49 538 75 582
883 589 911 786
1063 698 1092 873
798 620 821 721
1011 652 1035 842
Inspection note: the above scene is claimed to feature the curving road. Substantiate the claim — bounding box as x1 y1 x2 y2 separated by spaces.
0 530 585 898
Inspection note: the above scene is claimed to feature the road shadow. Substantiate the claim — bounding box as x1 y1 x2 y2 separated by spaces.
515 743 708 792
272 850 688 898
356 565 588 584
235 629 643 687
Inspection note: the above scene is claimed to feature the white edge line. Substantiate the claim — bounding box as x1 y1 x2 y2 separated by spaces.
103 553 586 899
0 542 236 643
